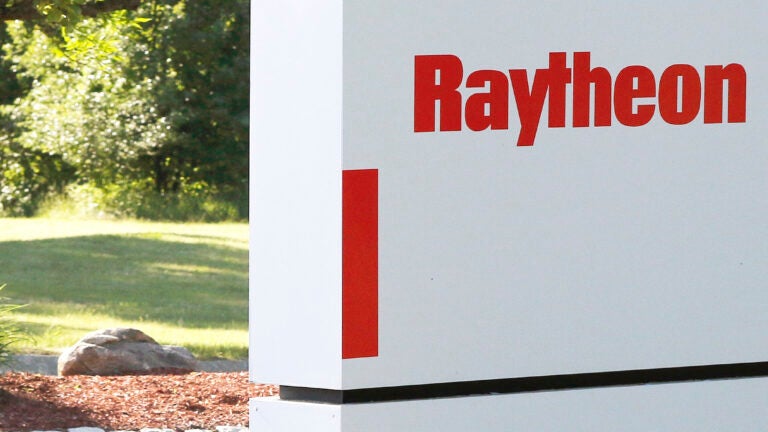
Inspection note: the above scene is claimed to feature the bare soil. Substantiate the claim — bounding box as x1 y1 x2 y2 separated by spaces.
0 371 277 431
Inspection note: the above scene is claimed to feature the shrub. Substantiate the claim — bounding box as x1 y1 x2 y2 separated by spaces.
40 180 240 222
0 285 24 366
0 141 77 217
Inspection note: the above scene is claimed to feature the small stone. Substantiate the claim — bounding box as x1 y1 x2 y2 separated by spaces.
68 428 106 432
139 429 175 432
216 427 249 432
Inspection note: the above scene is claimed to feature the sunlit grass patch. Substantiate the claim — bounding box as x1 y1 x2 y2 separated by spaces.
0 218 249 359
15 309 248 359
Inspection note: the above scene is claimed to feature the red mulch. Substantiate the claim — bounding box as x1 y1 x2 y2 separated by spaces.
0 371 278 431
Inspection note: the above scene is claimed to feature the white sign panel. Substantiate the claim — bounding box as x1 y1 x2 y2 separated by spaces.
252 0 768 391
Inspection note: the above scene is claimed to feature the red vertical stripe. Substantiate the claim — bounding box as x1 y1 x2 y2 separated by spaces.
342 169 379 359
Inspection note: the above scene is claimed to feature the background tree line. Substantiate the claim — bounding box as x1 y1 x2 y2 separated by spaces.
0 0 249 220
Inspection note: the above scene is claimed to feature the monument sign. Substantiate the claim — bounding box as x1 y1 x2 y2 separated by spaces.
251 1 768 430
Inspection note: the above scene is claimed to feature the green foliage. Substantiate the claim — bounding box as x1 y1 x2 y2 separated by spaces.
40 181 239 221
128 0 250 217
6 20 171 187
34 0 86 26
0 22 76 216
0 284 25 365
101 180 240 221
0 0 249 220
0 140 76 216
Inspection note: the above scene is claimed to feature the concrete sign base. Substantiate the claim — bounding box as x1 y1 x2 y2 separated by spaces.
252 377 768 431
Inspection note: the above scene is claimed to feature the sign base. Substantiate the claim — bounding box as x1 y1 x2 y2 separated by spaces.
252 377 768 431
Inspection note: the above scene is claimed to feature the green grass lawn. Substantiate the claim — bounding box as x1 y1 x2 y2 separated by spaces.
0 218 248 360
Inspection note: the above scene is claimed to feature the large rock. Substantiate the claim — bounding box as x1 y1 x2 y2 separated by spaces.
57 328 198 376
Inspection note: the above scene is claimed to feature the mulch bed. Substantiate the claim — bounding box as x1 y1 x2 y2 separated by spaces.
0 371 278 431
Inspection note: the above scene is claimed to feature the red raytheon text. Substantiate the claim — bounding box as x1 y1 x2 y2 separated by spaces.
414 52 747 146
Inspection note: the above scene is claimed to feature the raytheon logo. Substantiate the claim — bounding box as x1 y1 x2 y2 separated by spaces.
414 52 747 146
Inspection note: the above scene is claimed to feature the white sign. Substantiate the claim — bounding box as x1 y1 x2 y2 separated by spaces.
252 0 768 393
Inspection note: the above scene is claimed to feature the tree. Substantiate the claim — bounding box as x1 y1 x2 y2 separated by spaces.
0 21 76 216
0 0 249 220
0 0 141 23
0 0 151 216
130 0 250 217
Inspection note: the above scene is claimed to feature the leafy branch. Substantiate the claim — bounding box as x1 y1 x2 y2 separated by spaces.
0 0 142 23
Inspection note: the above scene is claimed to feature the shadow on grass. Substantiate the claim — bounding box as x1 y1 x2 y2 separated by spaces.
0 234 248 329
